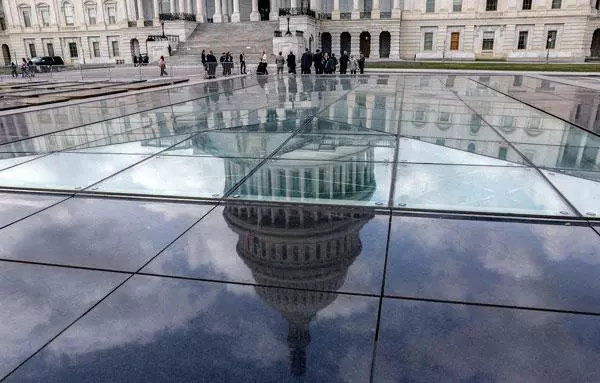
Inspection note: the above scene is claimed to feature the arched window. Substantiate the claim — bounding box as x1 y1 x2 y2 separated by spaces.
321 32 332 54
359 31 371 57
340 32 351 55
470 114 481 134
379 31 391 58
63 1 75 25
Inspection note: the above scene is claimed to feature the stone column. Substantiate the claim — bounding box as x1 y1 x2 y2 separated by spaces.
231 0 240 21
178 0 185 12
196 0 206 21
170 0 176 12
332 0 340 19
371 0 380 18
351 0 359 19
222 0 229 22
187 0 193 12
213 0 223 22
250 0 259 21
392 0 401 18
153 0 160 25
2 0 13 27
269 0 278 20
137 0 144 26
291 0 297 7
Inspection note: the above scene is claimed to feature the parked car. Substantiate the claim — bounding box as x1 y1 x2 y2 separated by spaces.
31 56 65 72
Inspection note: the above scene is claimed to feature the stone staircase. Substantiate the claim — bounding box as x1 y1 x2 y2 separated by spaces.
169 21 280 66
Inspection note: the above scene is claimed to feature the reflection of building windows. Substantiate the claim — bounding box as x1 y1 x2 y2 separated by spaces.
414 109 426 123
526 117 542 135
523 150 535 161
470 114 481 134
467 143 476 152
47 42 54 56
513 75 523 86
551 0 561 8
501 116 514 132
486 0 497 11
482 31 494 50
450 32 459 50
423 32 433 51
22 7 32 27
92 41 100 57
28 43 36 58
106 4 117 24
64 2 75 25
522 0 531 9
439 112 450 122
420 76 429 87
87 7 97 25
68 42 78 57
40 7 51 26
546 30 557 49
436 138 445 146
453 0 462 11
498 147 508 160
111 40 120 56
445 76 455 88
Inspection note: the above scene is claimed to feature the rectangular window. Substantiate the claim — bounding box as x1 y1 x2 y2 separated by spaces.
29 43 36 57
415 110 426 121
445 76 455 88
551 0 561 8
47 43 54 56
111 40 120 56
517 31 528 49
482 31 494 50
64 6 74 25
426 0 435 12
69 42 78 58
93 41 100 57
486 0 497 11
22 9 32 27
450 32 460 50
498 147 508 160
107 6 116 24
453 0 462 11
88 8 97 25
546 30 557 49
522 0 531 9
439 112 450 122
40 8 50 26
423 32 433 51
436 138 446 146
502 116 514 129
513 75 523 86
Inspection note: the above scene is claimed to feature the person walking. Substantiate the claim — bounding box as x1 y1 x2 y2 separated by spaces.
323 53 332 74
287 51 296 74
159 56 167 76
201 49 206 70
358 53 366 74
339 51 349 74
301 48 312 74
20 58 28 78
239 51 246 74
257 50 268 75
219 52 227 76
226 52 233 76
349 54 358 75
313 49 323 74
276 51 285 76
10 61 17 78
331 53 338 74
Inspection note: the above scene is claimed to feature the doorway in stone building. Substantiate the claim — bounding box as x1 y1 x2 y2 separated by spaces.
321 32 332 53
258 0 270 20
359 31 371 57
340 32 351 55
1 44 11 65
591 29 600 57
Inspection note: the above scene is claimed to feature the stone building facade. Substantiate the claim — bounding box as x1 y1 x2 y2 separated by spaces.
1 0 600 64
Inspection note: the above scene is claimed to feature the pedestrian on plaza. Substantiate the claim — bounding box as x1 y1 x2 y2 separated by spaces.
206 50 217 79
20 58 27 78
301 48 312 74
239 51 246 74
313 49 323 74
27 58 35 77
358 53 366 74
159 55 167 76
201 49 206 69
257 50 268 75
10 61 17 78
226 52 233 76
339 51 349 74
349 54 358 75
276 51 285 76
287 51 296 74
331 53 338 74
220 52 227 76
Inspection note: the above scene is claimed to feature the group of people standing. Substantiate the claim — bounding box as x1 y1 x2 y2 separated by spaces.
10 58 35 78
300 49 365 75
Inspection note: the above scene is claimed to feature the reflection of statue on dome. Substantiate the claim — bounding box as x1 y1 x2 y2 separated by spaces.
224 204 374 377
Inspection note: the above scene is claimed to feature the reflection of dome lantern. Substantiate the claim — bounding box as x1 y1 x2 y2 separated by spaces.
224 204 373 377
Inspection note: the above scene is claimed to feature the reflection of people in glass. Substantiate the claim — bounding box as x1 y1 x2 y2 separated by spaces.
223 203 374 377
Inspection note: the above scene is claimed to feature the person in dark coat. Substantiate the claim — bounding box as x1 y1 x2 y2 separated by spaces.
287 51 296 74
358 53 366 74
201 49 206 69
313 49 323 74
301 48 312 74
206 50 217 79
331 53 338 74
239 51 246 74
339 51 349 74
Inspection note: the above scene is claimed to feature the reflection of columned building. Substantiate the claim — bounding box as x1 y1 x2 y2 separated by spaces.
224 203 374 377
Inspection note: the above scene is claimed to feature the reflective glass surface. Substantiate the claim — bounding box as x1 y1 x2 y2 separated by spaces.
373 298 600 382
0 262 126 378
385 216 600 312
143 204 389 295
0 197 213 269
7 276 378 382
0 192 65 228
394 164 574 215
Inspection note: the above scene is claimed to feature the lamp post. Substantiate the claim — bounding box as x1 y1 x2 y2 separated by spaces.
161 20 165 37
546 36 552 64
285 16 292 36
